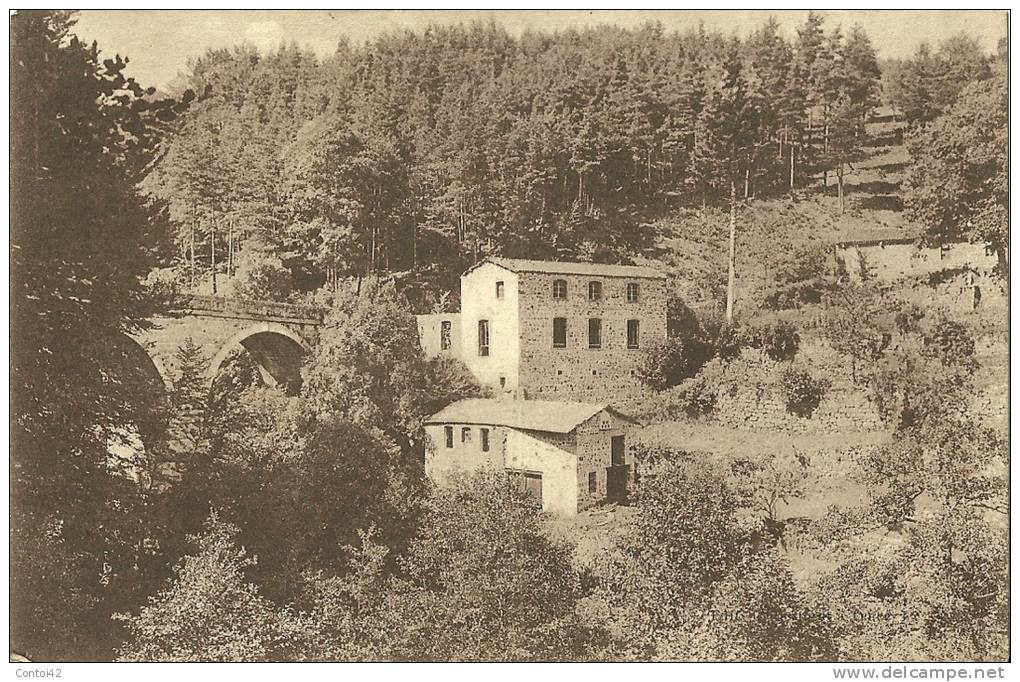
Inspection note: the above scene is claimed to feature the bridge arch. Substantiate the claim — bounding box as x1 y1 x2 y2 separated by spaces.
110 332 170 406
208 322 308 394
105 334 171 463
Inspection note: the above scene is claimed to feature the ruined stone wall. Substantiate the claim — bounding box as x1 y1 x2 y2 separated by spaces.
416 313 462 359
694 348 884 435
838 241 997 284
894 271 1007 316
971 335 1009 432
516 273 667 404
713 383 883 434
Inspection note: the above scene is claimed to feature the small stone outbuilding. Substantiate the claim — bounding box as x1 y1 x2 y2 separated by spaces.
424 398 636 515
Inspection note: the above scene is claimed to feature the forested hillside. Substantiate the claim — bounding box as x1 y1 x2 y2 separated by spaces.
143 14 903 305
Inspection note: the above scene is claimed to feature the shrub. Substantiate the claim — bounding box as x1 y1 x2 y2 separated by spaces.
695 310 743 362
639 373 718 421
763 244 836 311
763 278 837 310
922 317 976 367
639 305 745 391
822 285 894 381
617 455 749 632
746 319 800 362
778 366 829 418
712 321 744 361
386 470 594 661
636 336 713 391
118 514 303 662
680 550 838 661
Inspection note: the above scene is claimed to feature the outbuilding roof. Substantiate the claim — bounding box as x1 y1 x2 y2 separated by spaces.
467 257 666 280
832 228 922 248
425 398 635 434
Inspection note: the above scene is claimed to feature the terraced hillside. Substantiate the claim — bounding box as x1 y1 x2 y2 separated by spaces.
645 112 922 312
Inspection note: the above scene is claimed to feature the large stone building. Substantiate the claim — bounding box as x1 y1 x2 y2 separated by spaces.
419 257 667 403
424 398 635 515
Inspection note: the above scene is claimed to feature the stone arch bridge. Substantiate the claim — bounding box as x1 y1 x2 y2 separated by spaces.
129 295 326 397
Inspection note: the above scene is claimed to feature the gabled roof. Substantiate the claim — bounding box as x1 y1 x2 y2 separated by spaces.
425 398 635 434
465 257 666 280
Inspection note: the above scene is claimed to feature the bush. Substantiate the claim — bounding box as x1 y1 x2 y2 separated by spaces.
639 374 719 421
636 336 713 391
763 278 836 310
694 310 742 362
778 366 829 418
639 305 743 391
822 285 894 381
680 550 838 661
118 514 303 662
922 317 976 367
745 319 800 362
616 455 749 632
386 470 594 661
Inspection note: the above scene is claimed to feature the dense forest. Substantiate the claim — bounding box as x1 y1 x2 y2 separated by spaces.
142 13 1006 308
10 10 1008 663
146 13 892 301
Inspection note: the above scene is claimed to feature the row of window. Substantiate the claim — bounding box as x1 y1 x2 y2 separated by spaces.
554 317 640 349
444 425 490 452
492 279 642 302
476 317 640 355
554 279 641 303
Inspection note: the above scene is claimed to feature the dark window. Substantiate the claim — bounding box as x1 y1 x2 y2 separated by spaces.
588 471 597 493
478 319 490 356
495 281 504 299
440 320 452 350
626 282 640 303
444 426 453 448
553 317 567 348
461 427 471 443
627 319 640 349
588 281 602 301
499 376 506 388
588 318 602 349
552 279 567 299
481 428 490 452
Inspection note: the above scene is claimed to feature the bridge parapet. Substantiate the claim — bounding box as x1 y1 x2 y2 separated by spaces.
180 295 326 326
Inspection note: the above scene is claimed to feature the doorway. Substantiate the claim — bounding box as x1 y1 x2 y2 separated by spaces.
607 435 628 503
611 435 625 466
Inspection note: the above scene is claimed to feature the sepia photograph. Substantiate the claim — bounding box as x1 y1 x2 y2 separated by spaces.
8 8 1011 670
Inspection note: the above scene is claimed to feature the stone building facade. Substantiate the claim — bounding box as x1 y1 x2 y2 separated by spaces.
424 398 635 515
444 257 667 402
